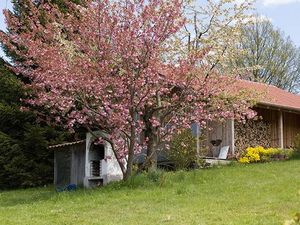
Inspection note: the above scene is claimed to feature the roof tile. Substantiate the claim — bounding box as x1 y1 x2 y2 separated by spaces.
235 79 300 112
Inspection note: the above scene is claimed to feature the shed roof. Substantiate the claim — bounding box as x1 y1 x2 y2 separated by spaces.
48 140 86 149
234 79 300 112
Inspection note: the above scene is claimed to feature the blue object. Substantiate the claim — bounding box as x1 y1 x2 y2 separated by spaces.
66 184 77 191
191 122 201 137
56 184 77 192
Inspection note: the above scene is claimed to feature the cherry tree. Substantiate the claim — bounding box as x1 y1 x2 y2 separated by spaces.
1 0 256 179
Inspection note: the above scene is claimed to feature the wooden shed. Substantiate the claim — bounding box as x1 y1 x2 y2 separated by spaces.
50 140 86 189
49 132 123 189
207 80 300 155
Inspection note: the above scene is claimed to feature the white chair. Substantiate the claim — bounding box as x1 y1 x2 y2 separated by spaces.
218 146 230 160
203 145 229 160
203 146 230 166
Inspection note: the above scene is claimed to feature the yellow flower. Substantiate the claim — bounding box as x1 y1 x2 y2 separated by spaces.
239 157 250 163
239 146 294 164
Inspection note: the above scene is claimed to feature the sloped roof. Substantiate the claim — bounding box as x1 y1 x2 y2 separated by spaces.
234 79 300 112
48 140 85 149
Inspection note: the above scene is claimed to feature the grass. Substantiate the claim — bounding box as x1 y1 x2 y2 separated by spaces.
1 160 300 225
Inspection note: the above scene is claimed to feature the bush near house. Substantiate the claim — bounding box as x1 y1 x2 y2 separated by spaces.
169 129 208 170
239 146 293 163
168 130 198 170
293 133 300 153
291 134 300 160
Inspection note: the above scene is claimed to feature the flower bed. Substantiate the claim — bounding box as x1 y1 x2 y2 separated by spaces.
239 146 293 163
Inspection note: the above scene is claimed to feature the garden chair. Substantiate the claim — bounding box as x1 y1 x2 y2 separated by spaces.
202 146 230 166
204 145 229 160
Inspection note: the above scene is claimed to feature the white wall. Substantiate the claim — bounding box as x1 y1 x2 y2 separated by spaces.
84 132 123 187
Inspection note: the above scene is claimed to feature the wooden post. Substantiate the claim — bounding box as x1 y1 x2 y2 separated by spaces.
54 151 57 187
196 123 200 158
278 111 284 148
230 119 235 154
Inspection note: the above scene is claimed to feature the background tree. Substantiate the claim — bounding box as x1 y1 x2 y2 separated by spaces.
233 17 300 93
3 0 86 63
0 58 69 189
173 0 254 77
0 0 87 189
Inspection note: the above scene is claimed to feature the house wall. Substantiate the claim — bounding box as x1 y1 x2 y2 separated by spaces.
206 106 300 155
70 143 86 186
254 107 280 147
54 150 71 188
54 142 86 188
253 107 300 148
84 132 123 188
283 111 300 147
206 120 234 155
102 143 124 185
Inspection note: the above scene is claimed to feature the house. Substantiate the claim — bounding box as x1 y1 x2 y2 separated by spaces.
207 79 300 156
49 132 123 189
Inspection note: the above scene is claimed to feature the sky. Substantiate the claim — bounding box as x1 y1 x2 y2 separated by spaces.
0 0 300 58
0 0 12 58
256 0 300 46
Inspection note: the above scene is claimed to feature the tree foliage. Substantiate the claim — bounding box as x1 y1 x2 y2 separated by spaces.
0 0 89 189
0 58 69 189
0 0 257 180
180 0 254 77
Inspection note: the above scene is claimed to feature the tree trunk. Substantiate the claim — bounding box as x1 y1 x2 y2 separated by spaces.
123 124 136 181
146 133 157 172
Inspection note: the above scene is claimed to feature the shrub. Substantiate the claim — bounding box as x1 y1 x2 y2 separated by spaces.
239 146 293 163
294 134 300 152
169 129 207 170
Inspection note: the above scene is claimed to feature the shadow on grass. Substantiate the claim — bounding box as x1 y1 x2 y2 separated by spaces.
290 152 300 160
0 187 56 207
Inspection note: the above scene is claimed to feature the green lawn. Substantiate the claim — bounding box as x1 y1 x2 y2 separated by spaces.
1 160 300 225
